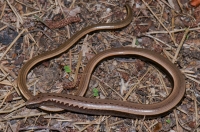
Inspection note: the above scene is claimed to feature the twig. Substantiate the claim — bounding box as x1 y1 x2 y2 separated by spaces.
0 113 47 122
176 107 188 115
141 0 177 46
99 83 108 96
92 75 124 99
6 0 23 24
163 49 174 61
70 0 76 8
0 25 7 32
73 116 106 132
0 73 9 82
33 15 50 28
0 61 17 78
185 75 200 84
159 0 174 9
19 126 65 132
172 28 189 63
15 0 39 10
0 65 20 95
156 67 169 95
193 93 198 127
23 29 54 42
144 121 152 132
0 88 13 109
73 51 82 87
0 102 25 114
0 2 6 19
108 120 124 127
0 29 25 61
69 49 72 76
173 109 181 132
146 27 200 35
57 0 65 17
171 10 175 39
176 0 183 12
22 11 41 16
145 34 172 48
123 67 153 101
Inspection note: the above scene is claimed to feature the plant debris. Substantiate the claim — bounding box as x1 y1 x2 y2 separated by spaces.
0 0 200 131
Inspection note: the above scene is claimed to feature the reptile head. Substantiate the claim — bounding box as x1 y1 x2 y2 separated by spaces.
25 96 43 108
25 93 58 109
25 94 50 108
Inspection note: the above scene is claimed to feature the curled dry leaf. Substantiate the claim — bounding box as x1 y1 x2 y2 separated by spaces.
190 0 200 7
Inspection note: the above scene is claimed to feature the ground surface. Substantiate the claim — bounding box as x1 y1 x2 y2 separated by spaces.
0 0 200 132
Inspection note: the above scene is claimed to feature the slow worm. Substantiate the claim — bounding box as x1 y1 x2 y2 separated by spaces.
17 4 185 116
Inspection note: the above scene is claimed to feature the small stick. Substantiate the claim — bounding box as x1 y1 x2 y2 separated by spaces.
174 109 181 131
6 0 23 24
108 120 124 127
185 75 200 84
144 121 152 132
0 29 25 61
172 28 189 63
145 34 172 48
141 0 177 46
176 0 184 12
123 67 153 101
73 51 82 87
0 25 8 31
146 27 200 35
0 102 25 114
0 2 6 19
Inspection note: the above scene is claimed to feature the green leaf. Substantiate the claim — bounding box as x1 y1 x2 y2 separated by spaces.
186 34 189 40
93 88 99 97
135 39 139 45
166 119 171 124
34 15 45 23
64 66 71 73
